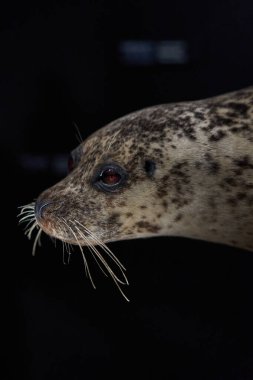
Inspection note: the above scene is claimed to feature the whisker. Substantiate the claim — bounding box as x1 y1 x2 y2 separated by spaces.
73 224 108 278
87 245 129 301
73 122 83 144
18 203 35 212
71 221 129 301
18 203 129 300
17 211 34 220
18 214 35 224
63 220 92 279
25 221 38 239
66 243 72 255
18 202 44 257
74 223 127 285
75 222 129 285
19 218 36 231
62 241 65 264
17 204 36 218
74 220 126 271
32 228 42 256
61 241 71 265
86 246 108 278
60 217 96 289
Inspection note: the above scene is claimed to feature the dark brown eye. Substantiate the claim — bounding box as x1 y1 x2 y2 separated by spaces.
101 168 121 185
93 163 127 193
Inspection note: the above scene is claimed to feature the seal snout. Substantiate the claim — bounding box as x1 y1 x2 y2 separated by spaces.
35 199 52 220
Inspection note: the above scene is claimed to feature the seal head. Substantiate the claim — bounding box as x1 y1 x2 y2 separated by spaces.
34 86 253 252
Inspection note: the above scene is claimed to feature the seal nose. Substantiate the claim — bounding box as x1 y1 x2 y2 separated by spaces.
35 199 51 220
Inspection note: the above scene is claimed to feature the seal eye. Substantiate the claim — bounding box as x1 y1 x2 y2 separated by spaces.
101 168 122 185
94 164 127 193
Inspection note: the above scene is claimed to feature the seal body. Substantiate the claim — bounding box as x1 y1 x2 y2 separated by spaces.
34 86 253 252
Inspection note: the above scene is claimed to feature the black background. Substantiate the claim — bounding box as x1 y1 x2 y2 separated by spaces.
2 1 253 379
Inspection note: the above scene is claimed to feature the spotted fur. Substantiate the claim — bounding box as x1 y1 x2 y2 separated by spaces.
35 86 253 251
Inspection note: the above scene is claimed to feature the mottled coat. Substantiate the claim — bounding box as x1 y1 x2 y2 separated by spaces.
36 86 253 251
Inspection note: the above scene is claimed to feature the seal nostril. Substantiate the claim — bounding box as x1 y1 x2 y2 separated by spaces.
35 199 52 220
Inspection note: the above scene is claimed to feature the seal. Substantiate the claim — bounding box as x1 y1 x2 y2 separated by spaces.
19 86 253 299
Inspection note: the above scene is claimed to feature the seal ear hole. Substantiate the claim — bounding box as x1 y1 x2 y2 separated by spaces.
144 160 156 177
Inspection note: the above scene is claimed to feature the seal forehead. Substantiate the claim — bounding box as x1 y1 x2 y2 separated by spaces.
83 101 208 159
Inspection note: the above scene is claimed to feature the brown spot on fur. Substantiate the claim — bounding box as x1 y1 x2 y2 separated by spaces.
224 177 237 187
204 153 221 174
234 155 253 169
227 102 249 116
174 213 183 222
107 213 121 226
226 197 237 206
157 187 168 198
236 192 246 200
231 125 250 133
136 221 160 233
209 130 227 142
162 200 168 209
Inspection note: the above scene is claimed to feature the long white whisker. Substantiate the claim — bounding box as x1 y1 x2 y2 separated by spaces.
74 223 127 285
60 218 96 289
62 241 65 264
61 241 71 265
66 243 71 255
18 203 130 300
18 202 44 257
72 224 108 278
17 211 34 219
71 222 129 301
68 225 92 282
74 220 126 271
18 214 35 225
32 228 42 256
88 245 129 301
25 221 38 239
75 222 129 285
20 218 36 231
18 203 35 212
